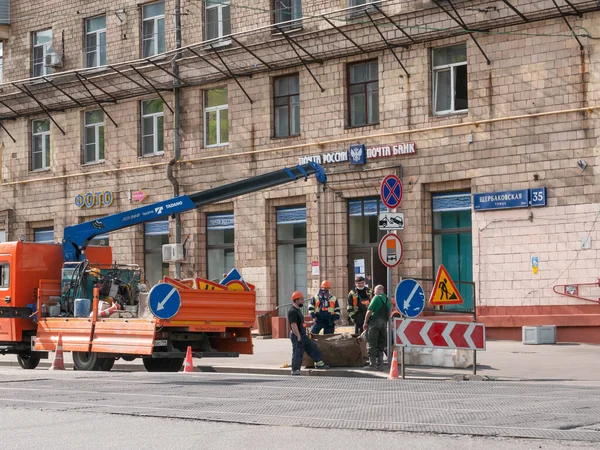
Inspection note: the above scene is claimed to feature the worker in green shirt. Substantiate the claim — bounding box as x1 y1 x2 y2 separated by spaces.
363 285 391 371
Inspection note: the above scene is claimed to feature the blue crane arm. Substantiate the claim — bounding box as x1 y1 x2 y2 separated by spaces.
62 163 326 262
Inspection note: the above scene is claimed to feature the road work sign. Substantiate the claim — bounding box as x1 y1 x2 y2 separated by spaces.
378 212 405 230
395 279 425 318
429 264 463 305
148 282 182 320
394 318 486 351
379 233 403 268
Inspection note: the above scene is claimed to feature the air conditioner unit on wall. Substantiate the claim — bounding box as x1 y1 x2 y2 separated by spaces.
162 243 184 262
44 52 63 68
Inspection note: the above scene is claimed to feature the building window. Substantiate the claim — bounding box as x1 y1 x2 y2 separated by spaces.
144 220 169 287
348 0 376 7
205 0 231 44
0 42 4 84
276 207 306 307
432 44 468 114
274 0 302 28
32 119 50 170
0 231 5 243
207 213 234 281
348 198 387 245
432 193 473 310
204 88 228 147
34 227 54 243
83 110 105 164
348 60 378 127
274 74 300 138
32 29 53 77
89 233 109 246
0 263 9 288
142 1 165 57
141 99 164 156
85 16 106 68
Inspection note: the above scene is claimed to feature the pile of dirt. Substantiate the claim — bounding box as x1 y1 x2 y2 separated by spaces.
302 333 367 367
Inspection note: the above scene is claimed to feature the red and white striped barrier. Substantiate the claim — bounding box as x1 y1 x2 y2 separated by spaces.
393 318 486 351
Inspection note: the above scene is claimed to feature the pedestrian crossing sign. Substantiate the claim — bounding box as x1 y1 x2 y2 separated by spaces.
429 264 464 305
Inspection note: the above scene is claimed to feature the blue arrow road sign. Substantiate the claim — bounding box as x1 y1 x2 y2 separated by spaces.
395 279 425 318
148 282 182 320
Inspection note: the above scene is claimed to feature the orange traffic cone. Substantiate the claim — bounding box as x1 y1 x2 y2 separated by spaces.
50 333 65 371
388 349 399 380
183 346 194 373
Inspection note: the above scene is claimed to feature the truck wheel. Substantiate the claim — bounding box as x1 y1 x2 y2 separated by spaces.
100 357 115 371
166 358 184 372
142 357 184 372
73 352 114 371
17 352 41 370
142 356 163 372
120 355 137 362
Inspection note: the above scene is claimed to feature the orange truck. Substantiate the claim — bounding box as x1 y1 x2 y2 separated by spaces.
0 163 326 371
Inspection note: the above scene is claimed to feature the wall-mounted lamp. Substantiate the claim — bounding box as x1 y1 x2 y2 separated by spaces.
577 159 587 171
115 9 127 25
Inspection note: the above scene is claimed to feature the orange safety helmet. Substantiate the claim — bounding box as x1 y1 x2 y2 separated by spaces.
320 280 332 290
291 291 304 301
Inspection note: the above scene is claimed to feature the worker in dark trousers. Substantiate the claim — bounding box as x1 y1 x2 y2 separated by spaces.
347 276 373 334
288 291 329 375
363 285 392 371
308 280 340 334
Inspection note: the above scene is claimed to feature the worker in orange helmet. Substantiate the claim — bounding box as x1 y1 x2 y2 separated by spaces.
307 280 340 334
288 291 329 375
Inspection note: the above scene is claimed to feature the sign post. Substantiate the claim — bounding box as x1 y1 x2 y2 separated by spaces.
379 174 403 366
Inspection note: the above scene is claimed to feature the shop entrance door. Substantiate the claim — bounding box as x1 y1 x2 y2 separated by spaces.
348 198 388 293
348 247 386 292
432 192 473 310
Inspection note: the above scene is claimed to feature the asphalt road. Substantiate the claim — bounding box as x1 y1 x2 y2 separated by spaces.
0 367 599 447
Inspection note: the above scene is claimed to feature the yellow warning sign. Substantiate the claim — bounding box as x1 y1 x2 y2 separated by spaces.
194 277 226 291
429 264 464 305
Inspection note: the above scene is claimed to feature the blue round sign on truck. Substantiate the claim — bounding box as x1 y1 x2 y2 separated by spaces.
148 282 182 320
395 279 425 318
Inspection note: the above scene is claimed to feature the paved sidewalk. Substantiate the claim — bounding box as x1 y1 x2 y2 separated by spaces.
2 338 599 381
197 338 600 381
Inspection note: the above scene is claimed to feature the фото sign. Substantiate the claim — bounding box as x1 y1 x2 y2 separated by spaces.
74 191 114 208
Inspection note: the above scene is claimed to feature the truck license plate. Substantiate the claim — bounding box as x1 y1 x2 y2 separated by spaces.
154 339 168 347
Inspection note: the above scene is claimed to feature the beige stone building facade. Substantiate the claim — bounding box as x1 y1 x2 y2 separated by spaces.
0 0 599 341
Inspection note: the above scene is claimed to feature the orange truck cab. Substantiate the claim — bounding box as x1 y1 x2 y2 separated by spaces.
0 241 112 368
